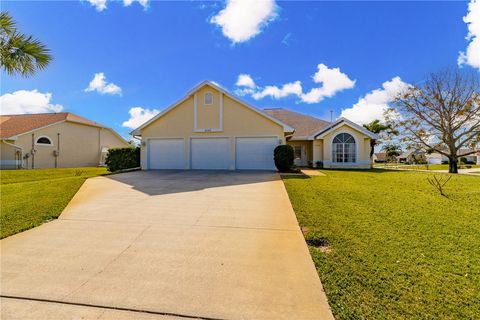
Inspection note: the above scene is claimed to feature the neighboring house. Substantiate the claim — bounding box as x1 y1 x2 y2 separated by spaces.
426 148 479 165
0 113 129 169
132 81 377 170
397 149 426 164
373 152 387 163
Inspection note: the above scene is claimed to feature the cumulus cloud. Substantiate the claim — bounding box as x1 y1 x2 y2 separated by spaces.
85 73 122 95
122 107 159 129
340 77 410 125
0 90 63 115
253 81 302 100
300 64 356 103
86 0 107 11
210 0 279 43
123 0 149 9
458 0 480 69
236 74 256 88
234 64 355 104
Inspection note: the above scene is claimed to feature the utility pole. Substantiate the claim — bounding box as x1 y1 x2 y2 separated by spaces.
330 110 333 123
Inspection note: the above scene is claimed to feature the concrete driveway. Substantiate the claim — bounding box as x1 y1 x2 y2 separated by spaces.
1 171 333 320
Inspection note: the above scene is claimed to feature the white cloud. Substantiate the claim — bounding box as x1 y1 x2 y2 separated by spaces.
210 0 279 43
87 0 107 11
0 90 63 115
252 81 302 100
236 74 256 89
122 107 159 129
123 0 149 9
458 0 480 69
85 73 122 95
300 64 356 103
234 64 355 104
340 77 410 125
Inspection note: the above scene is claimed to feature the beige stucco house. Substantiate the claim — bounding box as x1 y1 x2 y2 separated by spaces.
0 113 129 169
132 81 377 170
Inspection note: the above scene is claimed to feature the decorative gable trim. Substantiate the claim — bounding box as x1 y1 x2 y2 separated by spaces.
310 117 379 140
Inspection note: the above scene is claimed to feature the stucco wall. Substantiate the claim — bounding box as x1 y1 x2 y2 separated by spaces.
320 124 372 169
139 84 285 170
287 141 312 166
0 141 22 169
13 122 128 168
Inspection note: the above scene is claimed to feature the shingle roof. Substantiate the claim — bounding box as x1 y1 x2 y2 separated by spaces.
374 153 387 161
263 108 330 139
0 113 102 139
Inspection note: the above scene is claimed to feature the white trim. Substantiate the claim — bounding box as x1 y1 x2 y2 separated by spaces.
193 93 198 131
131 80 295 135
204 91 213 105
219 93 224 131
35 135 54 147
311 117 379 140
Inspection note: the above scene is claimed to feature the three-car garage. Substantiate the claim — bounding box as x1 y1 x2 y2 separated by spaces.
147 136 279 170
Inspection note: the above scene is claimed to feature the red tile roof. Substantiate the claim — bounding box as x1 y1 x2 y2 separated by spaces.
0 113 102 139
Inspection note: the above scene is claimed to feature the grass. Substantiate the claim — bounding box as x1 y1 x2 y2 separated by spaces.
0 167 108 239
282 170 480 319
374 163 480 171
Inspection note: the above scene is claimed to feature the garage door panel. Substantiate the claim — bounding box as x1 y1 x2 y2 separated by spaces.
191 138 230 170
149 139 185 169
236 137 277 170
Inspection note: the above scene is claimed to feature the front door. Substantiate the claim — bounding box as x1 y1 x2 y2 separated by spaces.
294 145 306 167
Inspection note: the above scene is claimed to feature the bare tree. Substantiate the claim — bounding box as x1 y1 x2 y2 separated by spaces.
386 69 480 173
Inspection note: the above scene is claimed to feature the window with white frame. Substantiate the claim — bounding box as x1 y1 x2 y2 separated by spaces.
332 133 356 163
36 136 53 146
204 92 213 105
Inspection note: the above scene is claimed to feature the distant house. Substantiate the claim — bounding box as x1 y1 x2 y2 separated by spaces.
373 152 387 163
426 148 479 165
0 113 129 169
397 149 426 164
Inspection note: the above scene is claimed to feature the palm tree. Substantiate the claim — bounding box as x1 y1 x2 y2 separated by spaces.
0 11 52 77
363 119 398 158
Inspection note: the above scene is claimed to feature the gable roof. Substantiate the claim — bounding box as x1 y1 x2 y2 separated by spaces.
0 112 118 140
263 108 330 140
311 117 379 140
131 80 295 135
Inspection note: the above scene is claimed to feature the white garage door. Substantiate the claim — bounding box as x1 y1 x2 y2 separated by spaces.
191 138 230 170
148 138 185 169
235 137 278 170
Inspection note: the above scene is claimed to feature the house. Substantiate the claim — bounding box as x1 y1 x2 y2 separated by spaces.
0 113 129 169
426 149 479 165
397 149 426 164
132 81 377 170
373 152 387 163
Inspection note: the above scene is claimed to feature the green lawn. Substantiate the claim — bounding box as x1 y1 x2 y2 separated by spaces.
374 163 480 171
0 167 108 239
283 170 480 319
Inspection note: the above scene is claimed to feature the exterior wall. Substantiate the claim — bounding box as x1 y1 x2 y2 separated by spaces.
0 141 22 169
320 124 372 169
140 84 285 170
14 122 128 169
312 140 323 167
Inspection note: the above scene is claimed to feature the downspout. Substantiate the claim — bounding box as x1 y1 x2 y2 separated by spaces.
31 134 35 169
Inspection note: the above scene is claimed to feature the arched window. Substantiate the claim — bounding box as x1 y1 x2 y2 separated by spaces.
332 133 356 163
36 136 52 145
204 92 213 105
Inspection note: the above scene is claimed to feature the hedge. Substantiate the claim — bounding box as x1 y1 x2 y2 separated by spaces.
105 147 140 172
274 145 294 172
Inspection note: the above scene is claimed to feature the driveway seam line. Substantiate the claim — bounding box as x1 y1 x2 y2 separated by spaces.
62 225 152 301
58 218 299 232
0 295 226 320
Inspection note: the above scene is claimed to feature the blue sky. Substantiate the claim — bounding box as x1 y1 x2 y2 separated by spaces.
1 0 479 139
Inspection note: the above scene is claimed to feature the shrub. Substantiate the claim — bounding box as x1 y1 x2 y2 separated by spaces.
105 147 140 172
274 145 294 172
316 161 324 169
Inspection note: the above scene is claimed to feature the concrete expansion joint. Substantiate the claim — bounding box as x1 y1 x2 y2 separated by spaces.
0 295 227 320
